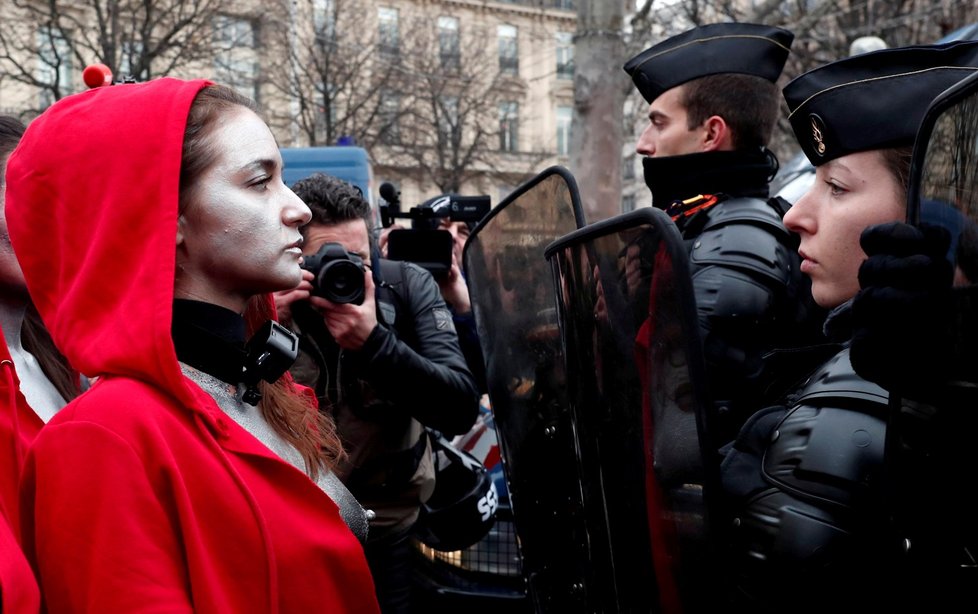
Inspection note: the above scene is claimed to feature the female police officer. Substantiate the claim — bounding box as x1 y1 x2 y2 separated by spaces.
719 40 978 612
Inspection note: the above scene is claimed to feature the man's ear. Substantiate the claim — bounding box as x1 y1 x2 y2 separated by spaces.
701 115 733 152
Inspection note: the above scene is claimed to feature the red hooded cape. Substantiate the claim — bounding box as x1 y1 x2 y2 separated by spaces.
5 78 378 612
0 331 42 613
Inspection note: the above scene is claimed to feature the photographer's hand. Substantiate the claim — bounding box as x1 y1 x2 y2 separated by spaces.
310 271 378 350
438 253 471 315
273 269 314 326
377 227 393 258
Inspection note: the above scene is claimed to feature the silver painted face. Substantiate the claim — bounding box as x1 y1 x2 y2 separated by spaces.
175 107 311 312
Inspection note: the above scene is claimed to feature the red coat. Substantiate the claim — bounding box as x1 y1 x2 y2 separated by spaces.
0 513 38 614
0 343 42 614
5 78 379 612
22 375 376 612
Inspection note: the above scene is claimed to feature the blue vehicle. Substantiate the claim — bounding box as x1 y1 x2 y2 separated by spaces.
279 146 379 228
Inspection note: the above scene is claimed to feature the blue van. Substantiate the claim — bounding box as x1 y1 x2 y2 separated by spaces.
279 146 378 227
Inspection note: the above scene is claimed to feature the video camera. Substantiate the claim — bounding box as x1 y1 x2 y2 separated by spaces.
379 182 490 278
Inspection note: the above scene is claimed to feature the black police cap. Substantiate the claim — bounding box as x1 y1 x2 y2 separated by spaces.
623 22 794 104
784 40 978 166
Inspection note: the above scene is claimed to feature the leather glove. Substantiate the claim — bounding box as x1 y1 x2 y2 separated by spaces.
850 222 953 397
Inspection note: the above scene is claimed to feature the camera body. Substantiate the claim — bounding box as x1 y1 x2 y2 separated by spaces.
379 183 490 278
301 242 366 305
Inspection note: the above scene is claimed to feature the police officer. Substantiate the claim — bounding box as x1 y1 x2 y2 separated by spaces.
719 41 978 612
847 59 978 610
623 23 824 441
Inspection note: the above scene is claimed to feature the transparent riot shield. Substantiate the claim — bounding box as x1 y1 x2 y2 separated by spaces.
543 207 719 613
462 167 586 611
909 70 978 275
893 71 978 576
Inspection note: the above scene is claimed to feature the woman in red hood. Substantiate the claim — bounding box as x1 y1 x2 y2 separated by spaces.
1 116 50 614
4 79 379 612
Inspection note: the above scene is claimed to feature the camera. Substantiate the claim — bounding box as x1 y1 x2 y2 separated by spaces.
379 182 491 278
301 242 366 305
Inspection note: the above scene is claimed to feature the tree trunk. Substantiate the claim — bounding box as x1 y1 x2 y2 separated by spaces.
570 0 627 223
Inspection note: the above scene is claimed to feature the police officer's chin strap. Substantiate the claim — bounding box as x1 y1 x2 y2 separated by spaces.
171 299 299 406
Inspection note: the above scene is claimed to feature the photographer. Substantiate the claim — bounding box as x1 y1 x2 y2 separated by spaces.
379 189 489 394
275 173 480 614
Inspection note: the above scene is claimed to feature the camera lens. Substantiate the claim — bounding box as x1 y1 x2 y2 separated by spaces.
318 260 366 305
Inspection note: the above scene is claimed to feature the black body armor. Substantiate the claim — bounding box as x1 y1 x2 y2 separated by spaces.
722 347 893 612
644 149 826 441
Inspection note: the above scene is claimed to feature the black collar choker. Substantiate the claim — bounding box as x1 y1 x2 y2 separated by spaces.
171 299 247 387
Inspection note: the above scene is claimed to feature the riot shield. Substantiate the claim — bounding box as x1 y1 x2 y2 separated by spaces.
543 208 719 613
909 70 978 274
462 167 586 611
893 71 978 579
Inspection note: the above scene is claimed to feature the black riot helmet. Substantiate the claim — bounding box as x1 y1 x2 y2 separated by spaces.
414 429 499 552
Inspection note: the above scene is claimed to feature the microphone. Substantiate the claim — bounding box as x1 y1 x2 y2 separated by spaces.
379 182 400 207
83 64 113 89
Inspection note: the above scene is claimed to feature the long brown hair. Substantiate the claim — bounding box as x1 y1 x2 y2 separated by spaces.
179 86 345 477
21 306 81 401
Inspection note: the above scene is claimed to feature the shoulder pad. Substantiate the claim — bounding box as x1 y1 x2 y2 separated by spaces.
794 348 889 408
763 402 886 509
700 197 789 235
760 348 888 508
689 216 797 283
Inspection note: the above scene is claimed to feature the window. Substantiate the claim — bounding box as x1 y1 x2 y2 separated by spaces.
438 95 459 144
622 194 636 213
556 106 572 156
214 14 255 47
213 15 258 100
553 0 575 9
499 101 519 152
380 90 401 144
556 31 574 80
36 27 72 107
378 7 399 55
118 40 146 80
498 25 518 76
313 0 337 43
438 16 460 71
623 154 635 180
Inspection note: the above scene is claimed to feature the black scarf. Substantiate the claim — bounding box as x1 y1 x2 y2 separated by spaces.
642 148 779 209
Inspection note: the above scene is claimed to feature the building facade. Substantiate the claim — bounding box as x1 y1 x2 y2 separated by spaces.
0 0 577 211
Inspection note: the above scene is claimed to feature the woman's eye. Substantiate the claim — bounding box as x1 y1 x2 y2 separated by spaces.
826 181 845 196
250 176 271 190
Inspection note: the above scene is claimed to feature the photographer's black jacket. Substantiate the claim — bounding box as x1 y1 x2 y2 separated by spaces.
290 258 480 537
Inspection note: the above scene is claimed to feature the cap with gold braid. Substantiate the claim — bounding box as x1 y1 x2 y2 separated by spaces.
784 40 978 166
623 22 794 104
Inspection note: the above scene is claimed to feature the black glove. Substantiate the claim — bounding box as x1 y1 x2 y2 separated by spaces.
850 222 953 397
